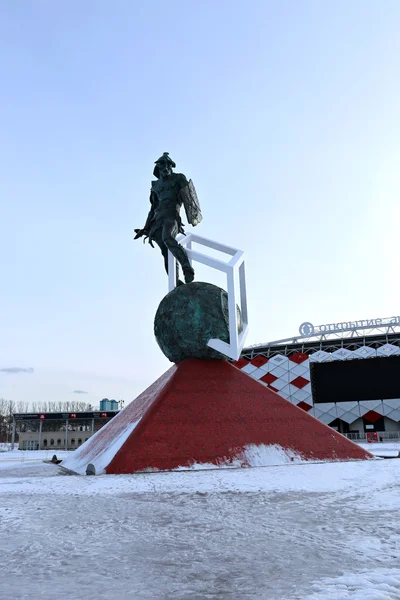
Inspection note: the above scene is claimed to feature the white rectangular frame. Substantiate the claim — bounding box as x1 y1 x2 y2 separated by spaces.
168 233 249 360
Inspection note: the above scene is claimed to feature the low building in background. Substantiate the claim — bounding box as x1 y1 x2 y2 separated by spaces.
13 410 119 450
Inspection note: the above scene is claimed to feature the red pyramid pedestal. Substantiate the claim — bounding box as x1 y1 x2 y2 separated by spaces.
63 359 372 475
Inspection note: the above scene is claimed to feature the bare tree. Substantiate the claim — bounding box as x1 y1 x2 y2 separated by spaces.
0 399 8 442
7 399 16 419
0 398 7 418
0 399 16 442
16 401 29 413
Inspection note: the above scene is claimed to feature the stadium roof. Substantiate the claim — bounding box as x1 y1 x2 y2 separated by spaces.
242 331 400 359
245 315 400 352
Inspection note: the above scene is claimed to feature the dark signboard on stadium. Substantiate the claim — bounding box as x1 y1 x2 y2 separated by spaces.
310 355 400 404
13 411 119 421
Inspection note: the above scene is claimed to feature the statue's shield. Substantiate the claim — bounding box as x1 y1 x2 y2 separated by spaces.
180 180 203 226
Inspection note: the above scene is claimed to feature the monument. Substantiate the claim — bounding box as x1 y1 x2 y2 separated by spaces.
134 152 199 285
61 153 372 475
134 151 248 362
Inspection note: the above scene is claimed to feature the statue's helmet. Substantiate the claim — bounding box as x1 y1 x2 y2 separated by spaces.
153 152 176 178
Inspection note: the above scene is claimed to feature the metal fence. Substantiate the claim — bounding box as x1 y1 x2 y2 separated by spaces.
344 432 400 441
0 449 72 462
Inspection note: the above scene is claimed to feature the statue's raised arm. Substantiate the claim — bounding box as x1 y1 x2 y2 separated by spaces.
134 153 202 285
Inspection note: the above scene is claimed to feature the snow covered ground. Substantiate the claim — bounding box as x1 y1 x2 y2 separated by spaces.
0 456 399 599
0 448 72 464
356 441 400 458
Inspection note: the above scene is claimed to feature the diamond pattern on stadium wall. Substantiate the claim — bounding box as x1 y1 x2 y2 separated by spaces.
309 351 331 362
339 412 361 424
292 389 312 403
232 358 249 369
236 346 400 424
280 384 301 397
382 399 400 410
353 346 376 358
289 352 309 365
289 363 309 378
249 367 269 380
250 355 269 368
332 348 354 361
272 377 291 391
297 401 312 412
256 361 271 373
241 363 258 375
383 409 400 421
269 365 288 379
260 372 278 385
377 344 400 356
318 412 338 425
313 403 335 417
276 372 291 385
359 400 383 416
290 376 309 389
363 410 382 423
382 399 400 419
268 354 289 367
336 401 359 416
336 402 360 423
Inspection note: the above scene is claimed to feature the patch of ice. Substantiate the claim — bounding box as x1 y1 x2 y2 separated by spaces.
304 568 400 599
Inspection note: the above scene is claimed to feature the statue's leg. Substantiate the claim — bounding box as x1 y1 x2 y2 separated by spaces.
162 219 195 284
150 227 169 273
152 225 184 285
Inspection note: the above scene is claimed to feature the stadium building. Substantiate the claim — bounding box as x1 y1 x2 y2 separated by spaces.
234 316 400 439
12 410 119 450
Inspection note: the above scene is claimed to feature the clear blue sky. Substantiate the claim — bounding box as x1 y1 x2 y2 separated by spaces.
1 1 399 406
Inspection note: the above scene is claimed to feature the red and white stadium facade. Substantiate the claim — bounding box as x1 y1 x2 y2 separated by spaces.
233 316 400 437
